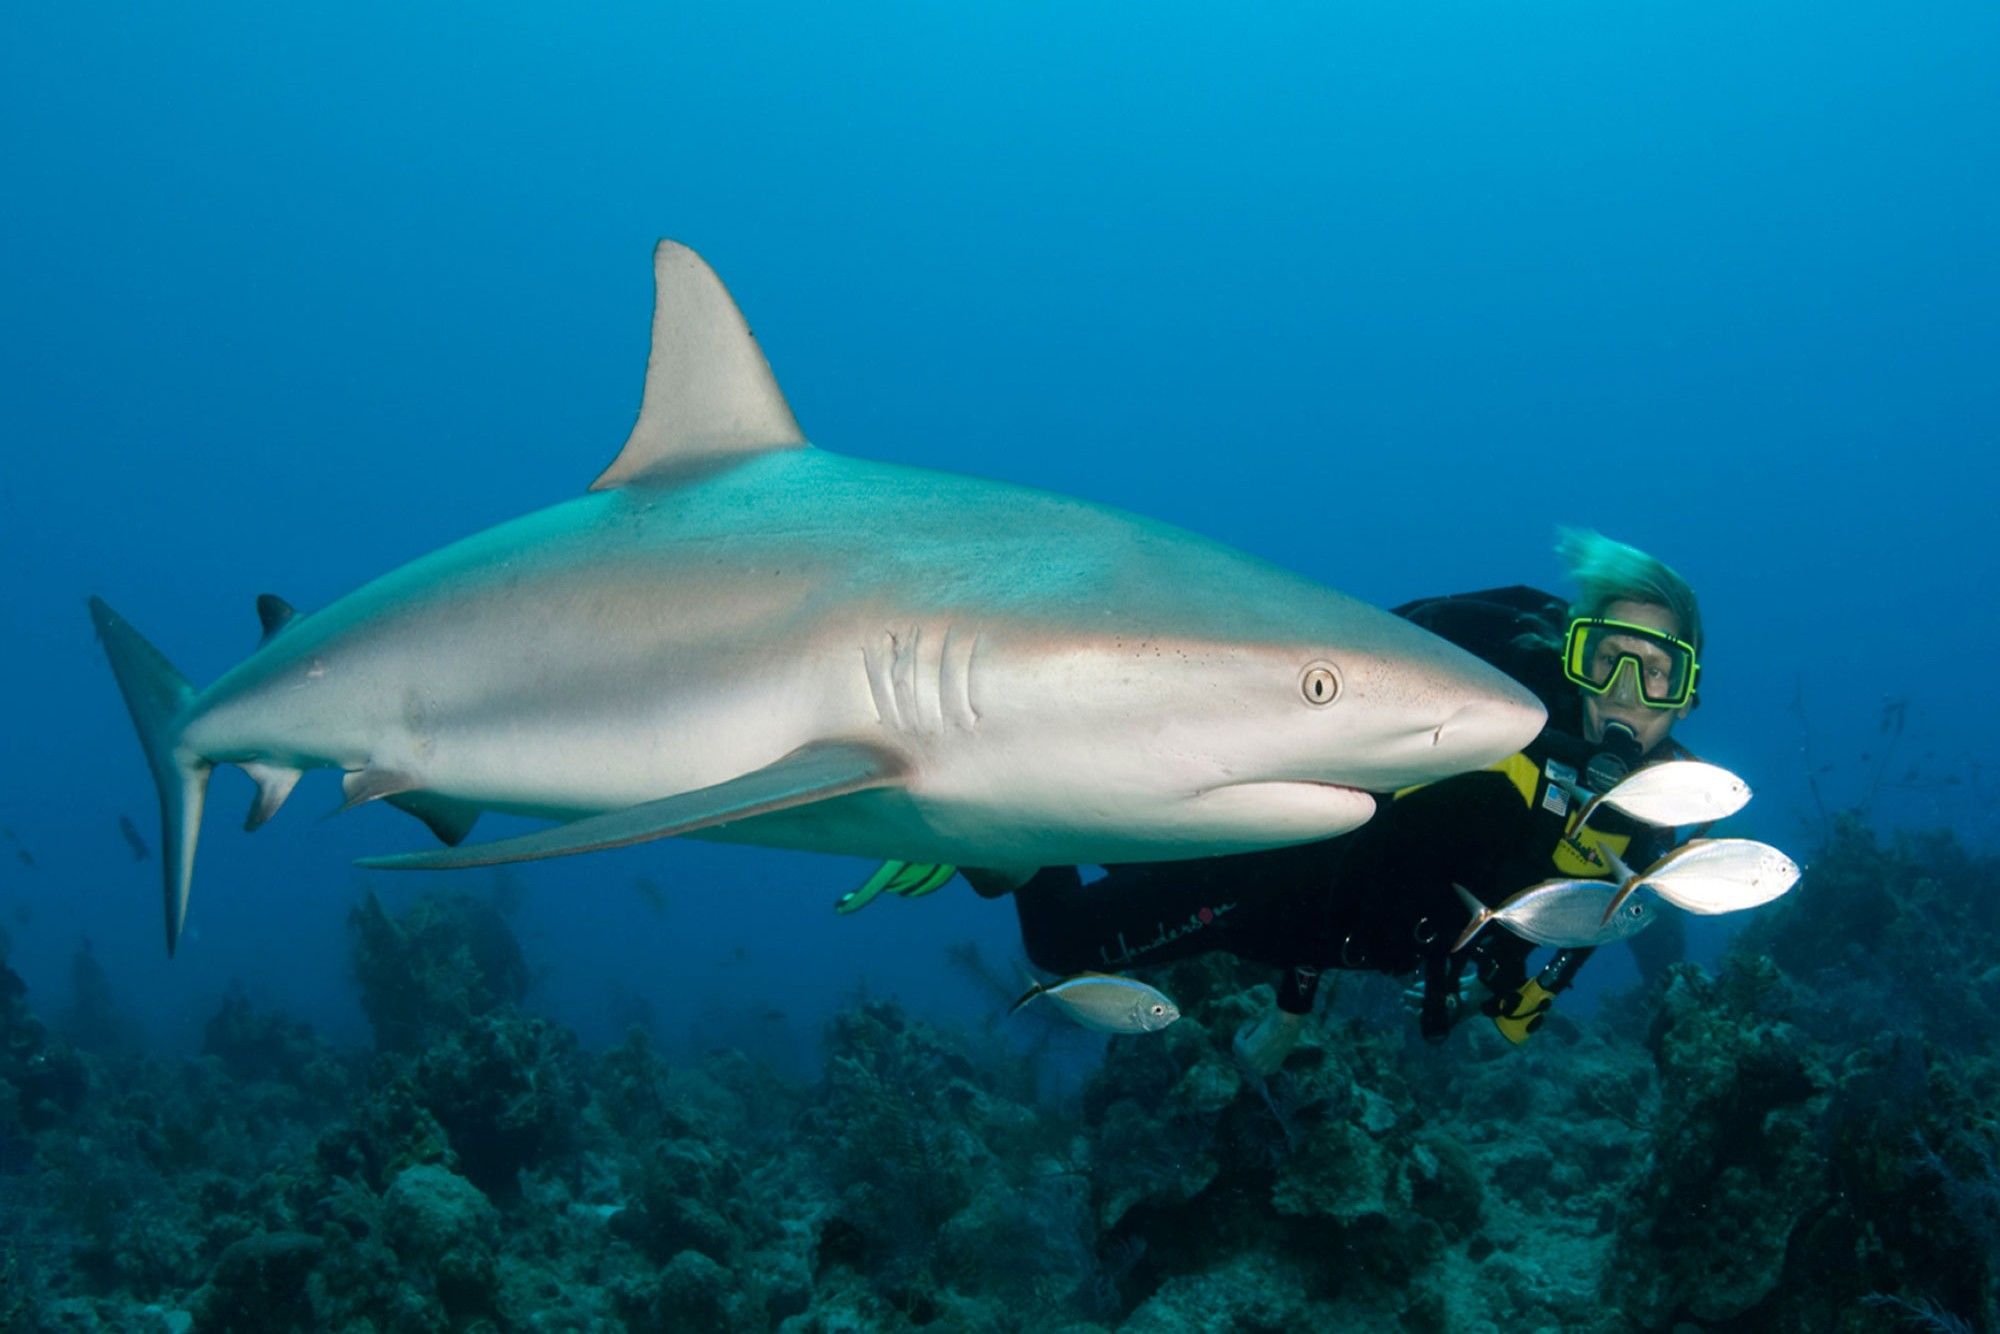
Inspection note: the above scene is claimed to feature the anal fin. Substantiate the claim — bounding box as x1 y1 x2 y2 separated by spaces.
357 740 905 871
386 792 481 847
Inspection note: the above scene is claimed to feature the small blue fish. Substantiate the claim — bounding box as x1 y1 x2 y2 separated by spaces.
630 876 667 916
2 828 34 870
119 814 150 862
1010 971 1181 1034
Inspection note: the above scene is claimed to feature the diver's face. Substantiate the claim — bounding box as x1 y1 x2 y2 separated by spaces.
1579 599 1691 755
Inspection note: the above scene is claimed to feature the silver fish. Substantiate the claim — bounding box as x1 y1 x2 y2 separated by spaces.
1576 759 1752 829
1606 838 1801 918
1010 972 1181 1034
1452 879 1656 953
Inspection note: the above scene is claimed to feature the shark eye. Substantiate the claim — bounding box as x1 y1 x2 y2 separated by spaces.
1301 663 1341 706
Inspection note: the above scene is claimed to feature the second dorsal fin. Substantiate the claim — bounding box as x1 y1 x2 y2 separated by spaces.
256 594 296 645
589 240 806 491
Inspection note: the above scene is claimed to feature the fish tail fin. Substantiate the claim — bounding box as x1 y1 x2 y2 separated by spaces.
1600 843 1637 884
88 598 209 957
1008 964 1046 1015
1449 883 1493 954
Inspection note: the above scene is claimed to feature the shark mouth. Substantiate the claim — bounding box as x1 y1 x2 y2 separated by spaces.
1192 779 1379 839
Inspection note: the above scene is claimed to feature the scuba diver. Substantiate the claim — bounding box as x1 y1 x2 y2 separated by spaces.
867 528 1707 1072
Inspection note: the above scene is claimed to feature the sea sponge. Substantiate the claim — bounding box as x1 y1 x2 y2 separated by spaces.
383 1163 500 1319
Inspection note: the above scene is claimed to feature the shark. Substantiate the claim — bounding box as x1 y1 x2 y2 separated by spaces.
92 240 1546 955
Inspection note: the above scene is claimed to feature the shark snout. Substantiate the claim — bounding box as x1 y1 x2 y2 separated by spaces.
1320 670 1546 792
1429 689 1547 769
1277 682 1545 797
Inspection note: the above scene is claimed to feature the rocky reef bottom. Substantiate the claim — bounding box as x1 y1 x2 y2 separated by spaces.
2 818 1995 1333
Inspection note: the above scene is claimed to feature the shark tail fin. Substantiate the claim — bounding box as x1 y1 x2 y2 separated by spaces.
88 598 209 957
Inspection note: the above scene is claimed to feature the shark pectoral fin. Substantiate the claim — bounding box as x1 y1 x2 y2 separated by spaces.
241 762 304 832
385 792 482 846
357 740 906 872
588 240 807 491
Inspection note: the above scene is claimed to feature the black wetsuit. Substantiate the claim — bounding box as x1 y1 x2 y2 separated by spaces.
1012 586 1690 1030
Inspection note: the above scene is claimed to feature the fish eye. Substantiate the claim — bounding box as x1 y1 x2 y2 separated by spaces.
1150 1004 1166 1015
1300 662 1341 707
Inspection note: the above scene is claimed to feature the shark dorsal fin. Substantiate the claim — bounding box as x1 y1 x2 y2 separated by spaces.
255 594 296 645
590 240 806 491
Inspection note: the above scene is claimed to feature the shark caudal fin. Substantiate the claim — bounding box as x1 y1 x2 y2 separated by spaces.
88 598 209 956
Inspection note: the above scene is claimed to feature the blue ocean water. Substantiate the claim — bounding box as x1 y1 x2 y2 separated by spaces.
2 3 1996 1325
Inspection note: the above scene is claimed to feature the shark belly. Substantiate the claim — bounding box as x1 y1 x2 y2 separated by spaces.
182 485 888 817
689 782 1378 866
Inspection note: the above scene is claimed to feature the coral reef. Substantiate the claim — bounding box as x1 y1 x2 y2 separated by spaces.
2 932 88 1138
349 891 530 1054
0 821 1993 1331
1604 957 1827 1325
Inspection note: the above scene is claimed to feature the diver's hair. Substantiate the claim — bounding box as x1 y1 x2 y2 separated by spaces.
1555 527 1703 653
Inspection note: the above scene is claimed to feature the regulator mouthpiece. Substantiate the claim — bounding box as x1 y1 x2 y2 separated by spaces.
1585 720 1642 794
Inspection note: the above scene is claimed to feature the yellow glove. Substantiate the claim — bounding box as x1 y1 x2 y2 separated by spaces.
1487 978 1555 1045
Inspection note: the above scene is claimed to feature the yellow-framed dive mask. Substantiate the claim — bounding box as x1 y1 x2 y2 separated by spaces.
1561 617 1700 710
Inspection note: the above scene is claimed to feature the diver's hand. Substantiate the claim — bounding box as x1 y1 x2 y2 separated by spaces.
1402 972 1495 1034
1232 1009 1306 1077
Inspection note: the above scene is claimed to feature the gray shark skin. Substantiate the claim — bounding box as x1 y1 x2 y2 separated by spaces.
92 241 1546 954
